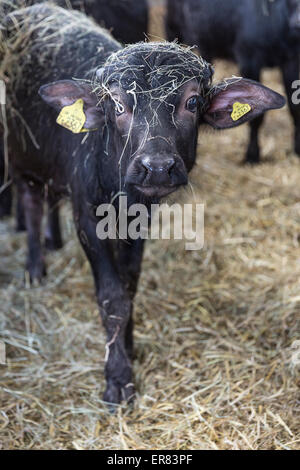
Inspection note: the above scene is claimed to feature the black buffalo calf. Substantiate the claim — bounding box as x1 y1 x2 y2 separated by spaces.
2 4 285 406
166 0 300 163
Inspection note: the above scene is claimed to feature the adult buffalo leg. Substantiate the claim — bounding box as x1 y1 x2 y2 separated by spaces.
19 179 46 282
240 62 263 164
75 210 142 406
281 56 300 156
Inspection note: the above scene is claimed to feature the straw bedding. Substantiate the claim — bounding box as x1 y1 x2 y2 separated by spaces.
0 1 299 450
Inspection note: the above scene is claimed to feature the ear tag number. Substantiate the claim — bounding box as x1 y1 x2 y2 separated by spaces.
56 98 90 133
231 102 251 121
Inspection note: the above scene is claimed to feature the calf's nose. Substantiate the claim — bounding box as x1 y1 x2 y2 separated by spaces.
140 156 176 185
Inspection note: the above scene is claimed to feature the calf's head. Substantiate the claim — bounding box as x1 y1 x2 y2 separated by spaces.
39 42 285 201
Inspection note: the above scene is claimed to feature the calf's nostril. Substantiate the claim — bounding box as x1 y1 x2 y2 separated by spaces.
141 158 175 173
166 159 176 175
141 158 153 173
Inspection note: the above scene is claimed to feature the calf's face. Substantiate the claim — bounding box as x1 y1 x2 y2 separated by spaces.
98 77 204 199
39 43 285 202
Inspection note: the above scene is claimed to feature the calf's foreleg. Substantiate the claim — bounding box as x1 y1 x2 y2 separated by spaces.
19 179 46 283
76 211 143 406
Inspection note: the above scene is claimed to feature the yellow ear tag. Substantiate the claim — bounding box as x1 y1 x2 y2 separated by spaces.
231 102 252 121
56 98 90 134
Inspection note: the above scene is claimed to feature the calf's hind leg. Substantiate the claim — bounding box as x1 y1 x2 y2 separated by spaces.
45 194 63 251
0 185 12 218
19 179 46 283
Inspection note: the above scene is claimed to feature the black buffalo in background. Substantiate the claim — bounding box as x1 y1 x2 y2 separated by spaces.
166 0 300 164
57 0 149 44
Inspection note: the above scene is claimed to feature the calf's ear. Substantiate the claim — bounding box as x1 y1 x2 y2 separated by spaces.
203 78 285 129
39 79 103 132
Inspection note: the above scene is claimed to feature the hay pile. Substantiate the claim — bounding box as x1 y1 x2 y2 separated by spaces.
0 2 118 92
0 2 299 450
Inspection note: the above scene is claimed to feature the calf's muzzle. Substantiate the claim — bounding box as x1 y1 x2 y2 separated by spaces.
125 153 188 198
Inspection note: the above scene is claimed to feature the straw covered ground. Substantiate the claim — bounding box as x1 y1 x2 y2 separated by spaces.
0 2 299 450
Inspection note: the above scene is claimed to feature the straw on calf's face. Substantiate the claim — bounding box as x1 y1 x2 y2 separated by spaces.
39 43 285 204
93 46 214 200
38 43 285 407
100 79 197 199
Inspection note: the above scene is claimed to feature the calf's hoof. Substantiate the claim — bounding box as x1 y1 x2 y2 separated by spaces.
0 206 11 218
45 235 63 251
25 258 47 285
16 221 26 232
244 148 260 165
103 381 136 410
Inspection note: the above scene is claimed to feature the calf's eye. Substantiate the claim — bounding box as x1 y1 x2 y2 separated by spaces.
186 95 199 113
